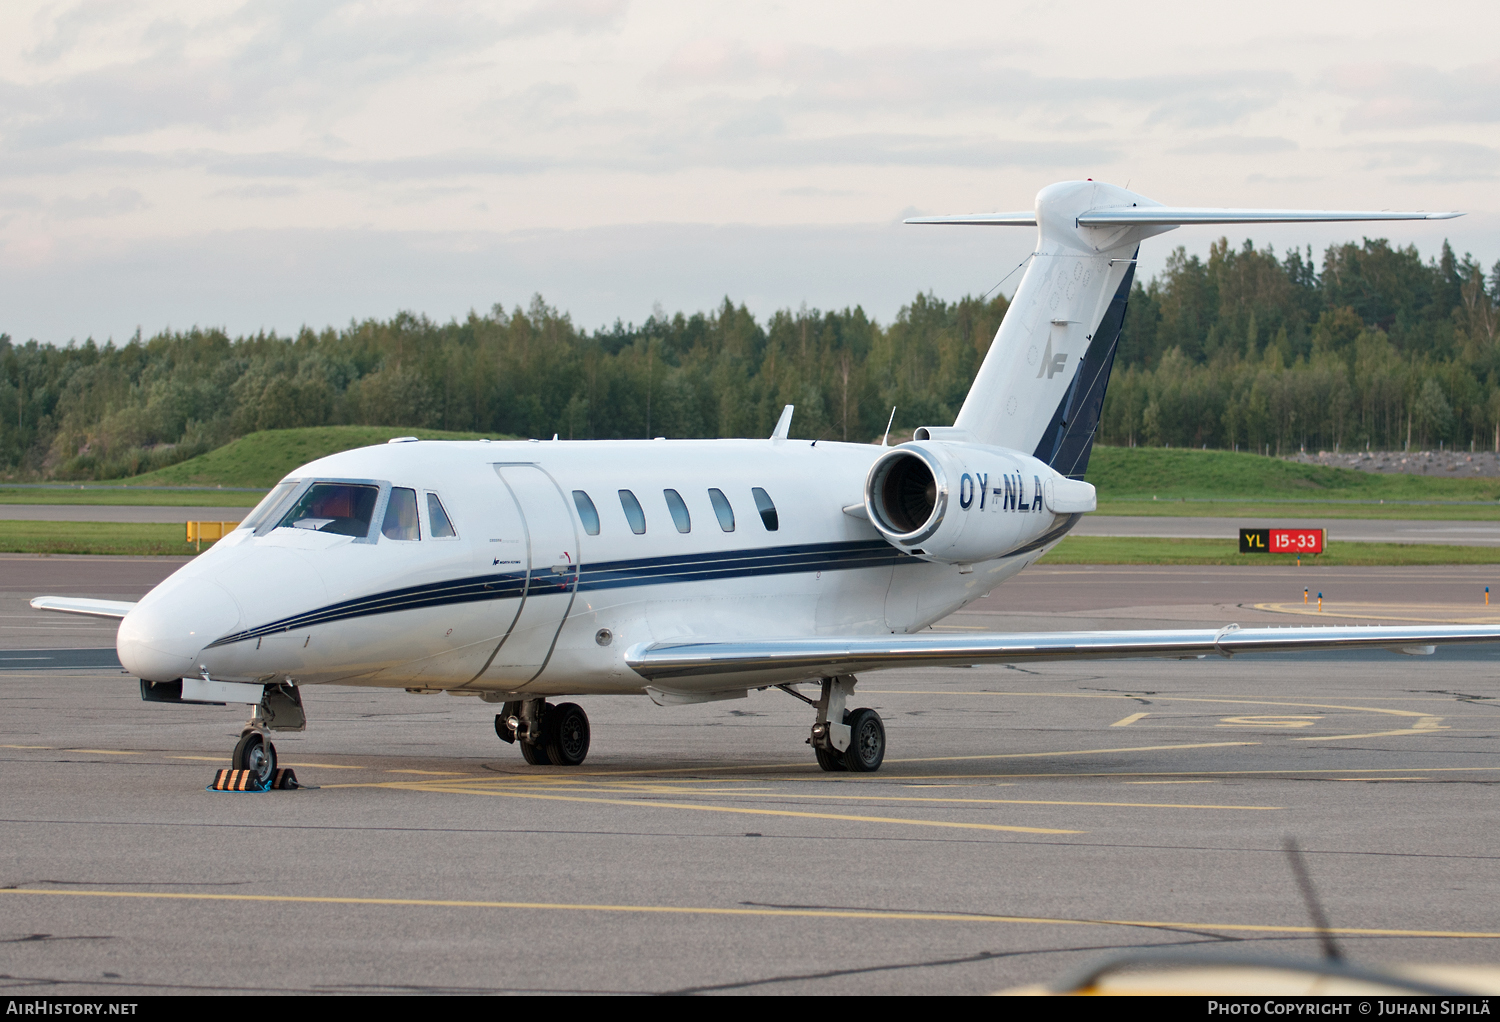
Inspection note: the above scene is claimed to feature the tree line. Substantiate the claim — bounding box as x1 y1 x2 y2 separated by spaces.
0 234 1495 480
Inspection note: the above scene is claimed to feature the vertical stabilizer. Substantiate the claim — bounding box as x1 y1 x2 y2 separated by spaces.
909 181 1456 479
949 181 1166 477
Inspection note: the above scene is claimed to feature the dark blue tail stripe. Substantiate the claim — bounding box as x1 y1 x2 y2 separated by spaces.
1031 255 1137 479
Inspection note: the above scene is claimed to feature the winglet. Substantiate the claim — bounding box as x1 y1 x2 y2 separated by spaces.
771 404 794 442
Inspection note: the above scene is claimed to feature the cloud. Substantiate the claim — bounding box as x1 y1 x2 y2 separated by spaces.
1352 140 1500 183
505 0 630 36
1326 61 1500 130
0 2 504 149
51 186 147 218
1170 136 1298 156
650 39 1287 130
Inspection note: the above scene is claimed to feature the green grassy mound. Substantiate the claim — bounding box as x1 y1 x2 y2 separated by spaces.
123 426 496 490
1085 446 1500 503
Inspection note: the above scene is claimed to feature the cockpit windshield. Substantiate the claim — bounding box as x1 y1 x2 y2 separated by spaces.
277 483 380 537
241 479 300 533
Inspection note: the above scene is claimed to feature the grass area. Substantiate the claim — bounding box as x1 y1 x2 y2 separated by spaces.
0 487 263 507
116 426 496 489
4 518 1497 564
0 521 215 556
1096 499 1500 521
1040 535 1500 566
1086 446 1500 505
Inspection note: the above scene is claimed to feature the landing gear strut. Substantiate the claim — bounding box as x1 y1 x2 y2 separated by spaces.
496 699 591 766
787 675 885 772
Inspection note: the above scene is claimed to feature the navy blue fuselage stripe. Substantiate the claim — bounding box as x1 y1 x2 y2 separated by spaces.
206 540 908 647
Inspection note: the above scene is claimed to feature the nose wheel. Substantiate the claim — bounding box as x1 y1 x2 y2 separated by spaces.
231 730 277 787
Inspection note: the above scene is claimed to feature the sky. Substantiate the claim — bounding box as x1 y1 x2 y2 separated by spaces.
1 0 1498 344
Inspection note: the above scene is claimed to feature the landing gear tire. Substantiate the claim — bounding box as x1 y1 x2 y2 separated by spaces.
814 739 847 772
518 700 555 765
545 702 590 767
841 708 885 772
231 730 277 786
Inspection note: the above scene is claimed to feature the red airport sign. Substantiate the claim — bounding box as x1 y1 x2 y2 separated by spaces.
1239 528 1324 555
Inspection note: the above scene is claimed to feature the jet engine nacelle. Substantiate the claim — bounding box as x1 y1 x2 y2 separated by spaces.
864 441 1096 564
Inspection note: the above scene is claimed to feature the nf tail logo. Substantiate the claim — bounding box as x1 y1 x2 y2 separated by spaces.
1035 339 1068 379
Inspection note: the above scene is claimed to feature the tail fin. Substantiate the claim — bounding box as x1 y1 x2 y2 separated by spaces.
910 181 1459 479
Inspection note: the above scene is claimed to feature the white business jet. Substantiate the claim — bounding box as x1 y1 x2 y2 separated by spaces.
33 180 1488 784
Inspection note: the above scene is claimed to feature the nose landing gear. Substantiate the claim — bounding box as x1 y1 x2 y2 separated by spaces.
496 698 591 766
231 730 277 787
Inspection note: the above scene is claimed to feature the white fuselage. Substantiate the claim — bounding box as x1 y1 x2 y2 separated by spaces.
116 438 1058 696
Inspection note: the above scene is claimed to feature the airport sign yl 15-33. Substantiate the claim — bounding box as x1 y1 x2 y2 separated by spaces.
1239 528 1325 555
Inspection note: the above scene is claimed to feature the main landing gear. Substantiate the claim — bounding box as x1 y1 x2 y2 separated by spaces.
782 675 886 772
496 698 591 766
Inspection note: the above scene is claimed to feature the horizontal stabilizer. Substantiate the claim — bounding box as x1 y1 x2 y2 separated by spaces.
906 208 1460 227
30 596 136 619
1077 207 1461 226
627 623 1500 681
903 212 1036 226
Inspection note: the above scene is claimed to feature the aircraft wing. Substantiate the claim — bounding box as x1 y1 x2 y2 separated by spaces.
30 597 137 619
626 624 1500 681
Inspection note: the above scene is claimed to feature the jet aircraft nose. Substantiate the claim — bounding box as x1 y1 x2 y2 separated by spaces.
117 578 243 682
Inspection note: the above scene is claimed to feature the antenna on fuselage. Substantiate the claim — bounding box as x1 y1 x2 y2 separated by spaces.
882 406 897 447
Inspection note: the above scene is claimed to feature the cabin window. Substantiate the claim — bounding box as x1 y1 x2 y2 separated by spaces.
618 489 647 534
243 479 299 533
708 488 735 532
426 493 457 538
572 490 601 536
382 487 421 541
278 483 380 538
663 489 691 533
752 487 779 531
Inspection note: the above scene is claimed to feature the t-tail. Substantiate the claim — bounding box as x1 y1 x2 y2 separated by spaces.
908 180 1460 479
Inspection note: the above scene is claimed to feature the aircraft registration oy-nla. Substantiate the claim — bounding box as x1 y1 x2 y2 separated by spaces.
32 180 1484 781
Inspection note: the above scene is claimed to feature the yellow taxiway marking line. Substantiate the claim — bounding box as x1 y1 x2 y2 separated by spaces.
1336 777 1430 782
169 756 228 762
867 691 1437 719
862 766 1500 782
387 781 1278 811
1253 602 1500 624
540 739 1260 779
1123 780 1217 785
281 762 364 769
886 741 1258 764
386 770 472 776
0 744 54 750
3 888 1497 940
338 783 1083 835
1110 713 1150 727
63 749 138 755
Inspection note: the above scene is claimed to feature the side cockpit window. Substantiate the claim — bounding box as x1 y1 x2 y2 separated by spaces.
572 490 601 536
426 493 457 538
278 483 379 538
382 487 421 541
752 487 779 531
